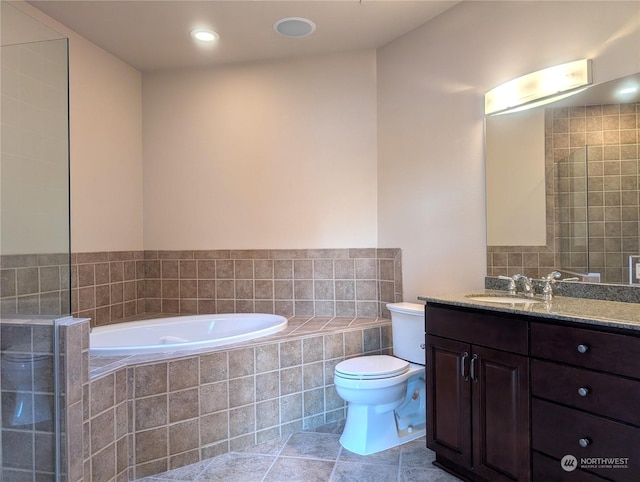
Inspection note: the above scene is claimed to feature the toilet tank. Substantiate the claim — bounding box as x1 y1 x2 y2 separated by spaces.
386 302 426 365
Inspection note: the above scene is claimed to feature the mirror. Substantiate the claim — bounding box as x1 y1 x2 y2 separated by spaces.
486 72 640 284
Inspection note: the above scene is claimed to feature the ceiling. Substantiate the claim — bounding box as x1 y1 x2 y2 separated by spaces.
27 0 459 72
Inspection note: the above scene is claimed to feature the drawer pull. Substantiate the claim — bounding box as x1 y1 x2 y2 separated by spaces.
579 437 591 448
577 344 589 354
578 387 590 397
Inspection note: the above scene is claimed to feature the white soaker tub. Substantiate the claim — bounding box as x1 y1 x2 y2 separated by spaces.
90 313 288 356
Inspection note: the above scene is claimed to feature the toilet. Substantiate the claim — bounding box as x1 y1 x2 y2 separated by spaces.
1 352 53 426
334 302 426 455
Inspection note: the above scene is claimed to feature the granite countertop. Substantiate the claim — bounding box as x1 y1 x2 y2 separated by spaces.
419 290 640 333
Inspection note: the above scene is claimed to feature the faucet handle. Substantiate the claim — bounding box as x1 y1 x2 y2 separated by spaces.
497 275 517 294
514 274 534 297
540 271 565 300
543 270 562 282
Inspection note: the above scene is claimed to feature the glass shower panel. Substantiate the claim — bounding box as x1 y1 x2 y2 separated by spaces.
555 146 589 275
1 2 69 480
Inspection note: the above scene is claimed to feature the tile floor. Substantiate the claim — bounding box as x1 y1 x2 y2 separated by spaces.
135 424 463 482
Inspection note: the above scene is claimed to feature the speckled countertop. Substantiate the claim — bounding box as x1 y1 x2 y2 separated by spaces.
419 290 640 333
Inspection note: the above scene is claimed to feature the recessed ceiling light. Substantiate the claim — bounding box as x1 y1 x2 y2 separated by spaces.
190 29 219 42
273 17 316 37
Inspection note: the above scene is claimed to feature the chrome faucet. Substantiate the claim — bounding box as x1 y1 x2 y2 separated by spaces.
497 275 516 294
513 274 534 297
538 270 578 300
499 271 579 300
498 274 534 297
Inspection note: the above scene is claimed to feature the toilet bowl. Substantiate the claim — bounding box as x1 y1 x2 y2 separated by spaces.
334 302 426 455
1 352 53 426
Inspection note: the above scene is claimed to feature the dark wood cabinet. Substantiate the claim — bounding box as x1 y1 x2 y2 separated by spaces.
426 304 530 482
425 300 640 482
472 345 530 481
531 322 640 481
427 335 470 468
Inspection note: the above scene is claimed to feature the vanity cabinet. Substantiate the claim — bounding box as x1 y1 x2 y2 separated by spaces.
530 322 640 481
425 300 640 482
426 304 530 482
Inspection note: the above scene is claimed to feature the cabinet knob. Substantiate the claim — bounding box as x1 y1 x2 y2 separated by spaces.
579 437 591 448
578 387 590 397
577 344 589 354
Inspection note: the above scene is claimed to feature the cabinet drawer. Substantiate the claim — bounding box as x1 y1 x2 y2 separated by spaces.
533 451 606 481
531 323 640 379
426 304 528 354
531 360 640 426
532 398 640 481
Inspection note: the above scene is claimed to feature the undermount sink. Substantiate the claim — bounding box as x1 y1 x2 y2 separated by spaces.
466 294 542 304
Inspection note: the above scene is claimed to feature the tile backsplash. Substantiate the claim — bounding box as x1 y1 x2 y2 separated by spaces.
140 249 402 322
1 248 403 326
71 251 146 325
0 253 71 317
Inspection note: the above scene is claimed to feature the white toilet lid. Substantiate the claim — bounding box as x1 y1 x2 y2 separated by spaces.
335 355 409 380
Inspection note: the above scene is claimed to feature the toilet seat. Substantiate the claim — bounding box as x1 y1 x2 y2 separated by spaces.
335 355 409 380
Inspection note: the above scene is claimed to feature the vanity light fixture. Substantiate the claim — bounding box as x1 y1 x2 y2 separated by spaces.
190 28 219 42
619 86 638 95
485 59 592 115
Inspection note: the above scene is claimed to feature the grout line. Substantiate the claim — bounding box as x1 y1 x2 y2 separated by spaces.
396 445 403 482
328 444 344 481
260 432 293 482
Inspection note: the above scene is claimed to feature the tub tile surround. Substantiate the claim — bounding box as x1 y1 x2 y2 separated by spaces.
72 251 146 326
65 315 393 481
1 248 403 480
1 249 403 324
68 248 402 325
0 317 61 481
488 102 640 281
0 253 72 317
142 248 403 320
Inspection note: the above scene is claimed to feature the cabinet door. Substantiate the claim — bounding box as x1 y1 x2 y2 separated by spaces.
426 335 471 468
472 345 530 482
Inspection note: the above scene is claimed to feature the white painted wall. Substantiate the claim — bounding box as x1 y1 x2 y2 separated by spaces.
142 51 378 250
8 1 144 253
9 1 640 304
68 36 143 252
377 1 640 302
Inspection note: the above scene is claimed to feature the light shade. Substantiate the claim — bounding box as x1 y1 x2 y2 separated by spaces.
485 59 592 115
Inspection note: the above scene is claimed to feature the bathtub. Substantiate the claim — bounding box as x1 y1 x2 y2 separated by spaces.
90 313 288 356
